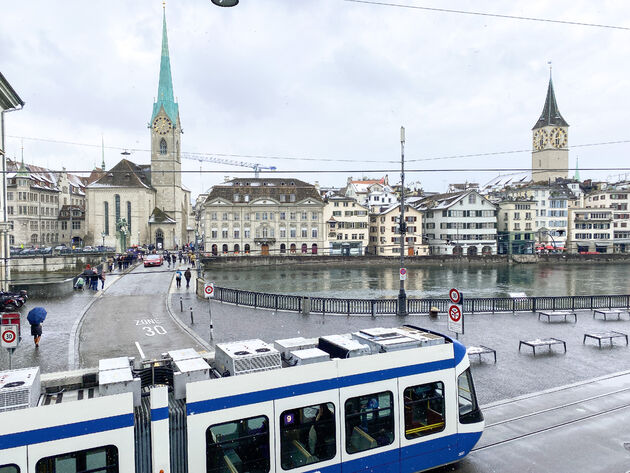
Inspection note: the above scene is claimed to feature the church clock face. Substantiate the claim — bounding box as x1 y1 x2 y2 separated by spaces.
533 129 548 150
153 116 172 135
550 127 567 148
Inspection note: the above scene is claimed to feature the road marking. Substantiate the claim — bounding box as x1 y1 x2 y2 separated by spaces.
135 341 146 359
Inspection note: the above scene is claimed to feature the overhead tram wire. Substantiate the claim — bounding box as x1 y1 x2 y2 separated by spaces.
342 0 630 32
8 135 630 167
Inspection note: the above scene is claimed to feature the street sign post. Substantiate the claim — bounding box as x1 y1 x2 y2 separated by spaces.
1 324 19 370
447 288 464 335
204 282 215 341
400 268 407 281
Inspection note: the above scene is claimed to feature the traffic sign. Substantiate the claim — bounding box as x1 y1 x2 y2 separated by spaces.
449 288 462 304
1 324 19 348
400 268 407 281
204 282 215 299
447 303 464 335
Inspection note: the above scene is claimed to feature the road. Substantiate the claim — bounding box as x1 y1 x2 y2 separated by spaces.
78 263 205 368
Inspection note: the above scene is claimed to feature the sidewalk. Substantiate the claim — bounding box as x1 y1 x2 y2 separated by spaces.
171 292 630 405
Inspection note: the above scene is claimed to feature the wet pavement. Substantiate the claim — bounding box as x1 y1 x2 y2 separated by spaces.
0 268 129 373
77 263 205 368
172 289 630 405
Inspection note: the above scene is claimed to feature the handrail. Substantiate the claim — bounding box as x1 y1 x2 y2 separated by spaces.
213 286 630 316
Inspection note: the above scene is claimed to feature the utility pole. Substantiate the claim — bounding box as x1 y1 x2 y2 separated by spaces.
397 126 407 316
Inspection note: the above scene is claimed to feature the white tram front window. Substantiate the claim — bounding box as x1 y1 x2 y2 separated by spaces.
280 402 336 470
0 465 19 473
205 415 270 473
403 382 445 439
344 391 394 453
35 445 118 473
458 368 477 416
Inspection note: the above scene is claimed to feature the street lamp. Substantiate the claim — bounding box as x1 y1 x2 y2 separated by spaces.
101 231 106 247
398 126 407 317
211 0 239 6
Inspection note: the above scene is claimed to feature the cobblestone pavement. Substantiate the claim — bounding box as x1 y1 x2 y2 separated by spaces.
172 286 630 405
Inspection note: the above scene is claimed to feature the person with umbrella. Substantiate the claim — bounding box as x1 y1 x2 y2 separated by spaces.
27 307 47 348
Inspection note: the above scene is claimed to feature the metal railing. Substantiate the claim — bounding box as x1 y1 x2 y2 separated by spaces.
213 286 630 316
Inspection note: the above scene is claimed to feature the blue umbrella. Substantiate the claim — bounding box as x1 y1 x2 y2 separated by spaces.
27 307 47 325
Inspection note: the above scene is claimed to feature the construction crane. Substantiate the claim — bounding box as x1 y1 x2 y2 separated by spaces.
181 153 276 178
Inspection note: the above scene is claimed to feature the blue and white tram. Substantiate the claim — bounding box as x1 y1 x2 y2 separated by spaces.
0 325 483 473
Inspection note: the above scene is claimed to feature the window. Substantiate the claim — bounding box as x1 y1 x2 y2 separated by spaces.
36 445 118 473
211 229 218 239
211 212 218 221
312 228 318 238
280 227 286 238
290 228 296 238
301 227 308 238
127 201 132 233
0 465 19 473
345 391 394 454
160 138 167 155
222 228 229 238
104 202 109 235
205 415 270 473
115 195 120 223
403 382 445 438
72 221 81 230
301 212 307 220
280 403 336 469
223 213 229 221
280 212 286 220
312 212 317 220
234 229 240 239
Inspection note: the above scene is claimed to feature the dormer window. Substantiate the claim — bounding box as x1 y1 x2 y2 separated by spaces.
160 138 167 155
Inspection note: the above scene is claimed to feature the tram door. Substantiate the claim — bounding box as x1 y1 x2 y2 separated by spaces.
339 378 399 473
273 388 341 473
0 446 27 473
397 372 457 473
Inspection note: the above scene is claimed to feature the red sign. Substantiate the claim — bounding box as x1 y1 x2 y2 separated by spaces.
449 305 462 322
449 288 461 304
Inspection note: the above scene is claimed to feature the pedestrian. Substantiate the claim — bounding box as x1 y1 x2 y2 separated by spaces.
184 268 192 289
27 307 46 348
117 256 122 271
166 253 171 268
179 251 183 263
99 268 106 290
30 322 42 347
175 269 182 288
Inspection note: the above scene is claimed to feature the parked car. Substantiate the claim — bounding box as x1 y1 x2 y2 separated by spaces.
144 254 163 267
82 246 95 252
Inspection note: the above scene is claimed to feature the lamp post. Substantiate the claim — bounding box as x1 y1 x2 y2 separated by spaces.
397 126 407 317
101 231 106 247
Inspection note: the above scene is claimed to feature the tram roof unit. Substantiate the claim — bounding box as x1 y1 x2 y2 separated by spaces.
0 325 465 413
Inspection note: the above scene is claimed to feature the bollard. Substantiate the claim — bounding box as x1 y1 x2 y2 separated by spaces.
190 307 194 324
180 296 183 312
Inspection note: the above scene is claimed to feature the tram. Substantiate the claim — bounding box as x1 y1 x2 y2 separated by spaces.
0 325 483 473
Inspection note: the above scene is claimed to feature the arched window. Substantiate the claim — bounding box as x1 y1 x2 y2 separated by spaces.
211 244 218 256
160 139 167 155
104 202 109 235
115 195 120 223
290 243 296 254
312 244 318 255
301 243 308 254
127 201 132 233
222 244 228 254
244 244 250 254
280 243 286 254
234 244 240 255
31 233 38 243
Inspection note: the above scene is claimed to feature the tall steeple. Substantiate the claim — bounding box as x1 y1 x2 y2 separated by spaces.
532 73 568 130
574 156 580 181
151 6 179 124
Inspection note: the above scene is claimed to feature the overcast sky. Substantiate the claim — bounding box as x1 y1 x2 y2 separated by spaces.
3 0 630 199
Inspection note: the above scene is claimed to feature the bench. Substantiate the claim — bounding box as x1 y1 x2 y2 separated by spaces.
519 338 566 356
593 309 630 321
583 331 629 348
538 311 577 323
290 439 317 466
467 345 497 363
349 426 377 452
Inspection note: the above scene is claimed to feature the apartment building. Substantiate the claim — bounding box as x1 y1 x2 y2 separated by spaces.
496 197 536 254
416 190 497 256
368 204 427 256
582 185 630 253
565 207 614 253
323 195 369 255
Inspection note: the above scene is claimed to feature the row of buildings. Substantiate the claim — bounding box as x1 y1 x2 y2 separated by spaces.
2 9 629 266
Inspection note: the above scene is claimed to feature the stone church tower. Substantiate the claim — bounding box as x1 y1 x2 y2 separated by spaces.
149 8 189 248
531 74 569 182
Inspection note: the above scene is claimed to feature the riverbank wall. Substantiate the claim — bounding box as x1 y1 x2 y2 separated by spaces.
10 254 112 273
202 253 630 268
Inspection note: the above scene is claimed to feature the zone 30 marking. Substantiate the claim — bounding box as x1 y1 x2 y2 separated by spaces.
135 319 168 336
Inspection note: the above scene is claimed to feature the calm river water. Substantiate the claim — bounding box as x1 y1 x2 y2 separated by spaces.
204 262 630 299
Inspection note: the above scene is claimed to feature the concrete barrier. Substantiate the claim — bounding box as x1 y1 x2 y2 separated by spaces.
10 277 74 298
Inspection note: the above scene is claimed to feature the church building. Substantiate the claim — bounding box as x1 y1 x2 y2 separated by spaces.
86 8 191 250
531 74 569 183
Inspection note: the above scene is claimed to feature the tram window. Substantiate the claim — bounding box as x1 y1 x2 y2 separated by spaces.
280 402 336 470
458 368 483 424
206 415 270 473
35 445 118 472
0 465 19 473
403 382 445 439
345 391 394 453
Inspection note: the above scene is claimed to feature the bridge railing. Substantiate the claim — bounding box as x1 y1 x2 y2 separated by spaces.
212 286 630 316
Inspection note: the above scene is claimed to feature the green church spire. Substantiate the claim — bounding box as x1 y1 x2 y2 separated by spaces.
151 7 179 124
574 156 580 181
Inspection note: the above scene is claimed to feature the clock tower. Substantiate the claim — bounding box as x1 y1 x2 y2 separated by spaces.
149 7 188 248
531 73 569 182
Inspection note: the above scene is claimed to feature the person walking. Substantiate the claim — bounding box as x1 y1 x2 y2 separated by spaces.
184 268 192 289
27 307 46 348
99 268 106 290
175 269 182 288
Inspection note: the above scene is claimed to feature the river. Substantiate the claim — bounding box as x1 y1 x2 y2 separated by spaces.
203 262 630 299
